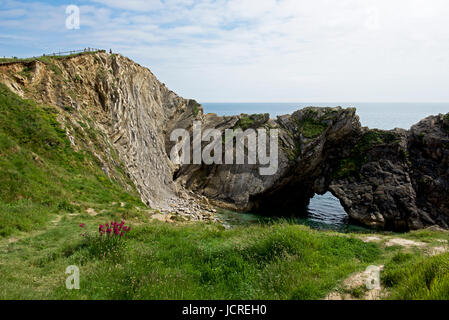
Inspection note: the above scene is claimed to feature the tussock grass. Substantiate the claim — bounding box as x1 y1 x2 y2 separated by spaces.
382 252 449 300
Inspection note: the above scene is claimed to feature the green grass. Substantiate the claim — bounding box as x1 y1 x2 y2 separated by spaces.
1 213 448 299
0 51 101 64
235 116 255 130
293 109 330 139
299 119 328 139
0 83 143 237
347 285 368 298
403 229 449 243
233 114 269 131
0 217 381 299
382 252 449 300
18 66 32 79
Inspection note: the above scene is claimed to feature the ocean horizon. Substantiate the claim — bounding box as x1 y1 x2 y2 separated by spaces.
201 102 449 131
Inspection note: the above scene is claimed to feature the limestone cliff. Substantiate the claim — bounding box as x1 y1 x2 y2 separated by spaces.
0 51 448 230
0 51 214 219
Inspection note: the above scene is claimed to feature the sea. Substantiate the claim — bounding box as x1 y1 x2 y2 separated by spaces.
201 102 449 230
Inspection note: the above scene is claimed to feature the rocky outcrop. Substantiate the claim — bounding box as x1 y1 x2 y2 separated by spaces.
175 104 449 231
1 52 448 230
176 107 444 231
408 114 449 228
329 116 449 230
329 129 423 230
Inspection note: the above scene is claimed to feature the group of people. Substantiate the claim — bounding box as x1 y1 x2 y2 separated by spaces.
82 48 113 54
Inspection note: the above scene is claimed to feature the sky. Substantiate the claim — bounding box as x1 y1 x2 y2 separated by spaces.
1 0 449 102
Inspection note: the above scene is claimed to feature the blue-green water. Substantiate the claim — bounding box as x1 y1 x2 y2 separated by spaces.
205 102 449 230
216 193 370 233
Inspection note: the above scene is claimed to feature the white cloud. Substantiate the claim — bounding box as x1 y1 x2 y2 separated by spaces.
2 0 449 101
90 0 163 12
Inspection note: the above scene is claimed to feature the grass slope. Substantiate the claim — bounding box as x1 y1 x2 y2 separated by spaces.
0 83 143 237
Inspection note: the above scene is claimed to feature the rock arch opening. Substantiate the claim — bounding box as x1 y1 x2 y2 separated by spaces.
248 181 351 227
307 192 349 226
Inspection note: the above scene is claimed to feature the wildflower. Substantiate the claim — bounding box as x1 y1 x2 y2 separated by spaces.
94 221 132 239
79 223 85 228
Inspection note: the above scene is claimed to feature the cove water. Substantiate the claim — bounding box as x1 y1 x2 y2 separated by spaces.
202 102 449 230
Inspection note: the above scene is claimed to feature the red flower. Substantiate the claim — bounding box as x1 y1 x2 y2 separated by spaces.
79 223 85 228
91 221 132 238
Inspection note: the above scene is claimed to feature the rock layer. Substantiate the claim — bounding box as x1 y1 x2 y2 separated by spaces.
1 52 448 230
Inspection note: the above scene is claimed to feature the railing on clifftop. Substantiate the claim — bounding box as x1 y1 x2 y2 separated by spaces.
0 48 106 65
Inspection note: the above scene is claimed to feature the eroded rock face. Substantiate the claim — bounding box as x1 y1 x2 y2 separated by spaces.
329 129 422 230
408 114 449 228
328 116 449 230
1 52 448 230
177 107 449 231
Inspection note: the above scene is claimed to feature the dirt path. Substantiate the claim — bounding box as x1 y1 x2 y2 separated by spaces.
325 265 386 300
326 233 448 300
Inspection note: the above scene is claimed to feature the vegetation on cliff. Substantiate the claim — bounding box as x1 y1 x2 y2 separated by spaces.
294 108 331 139
334 129 401 179
233 113 270 131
